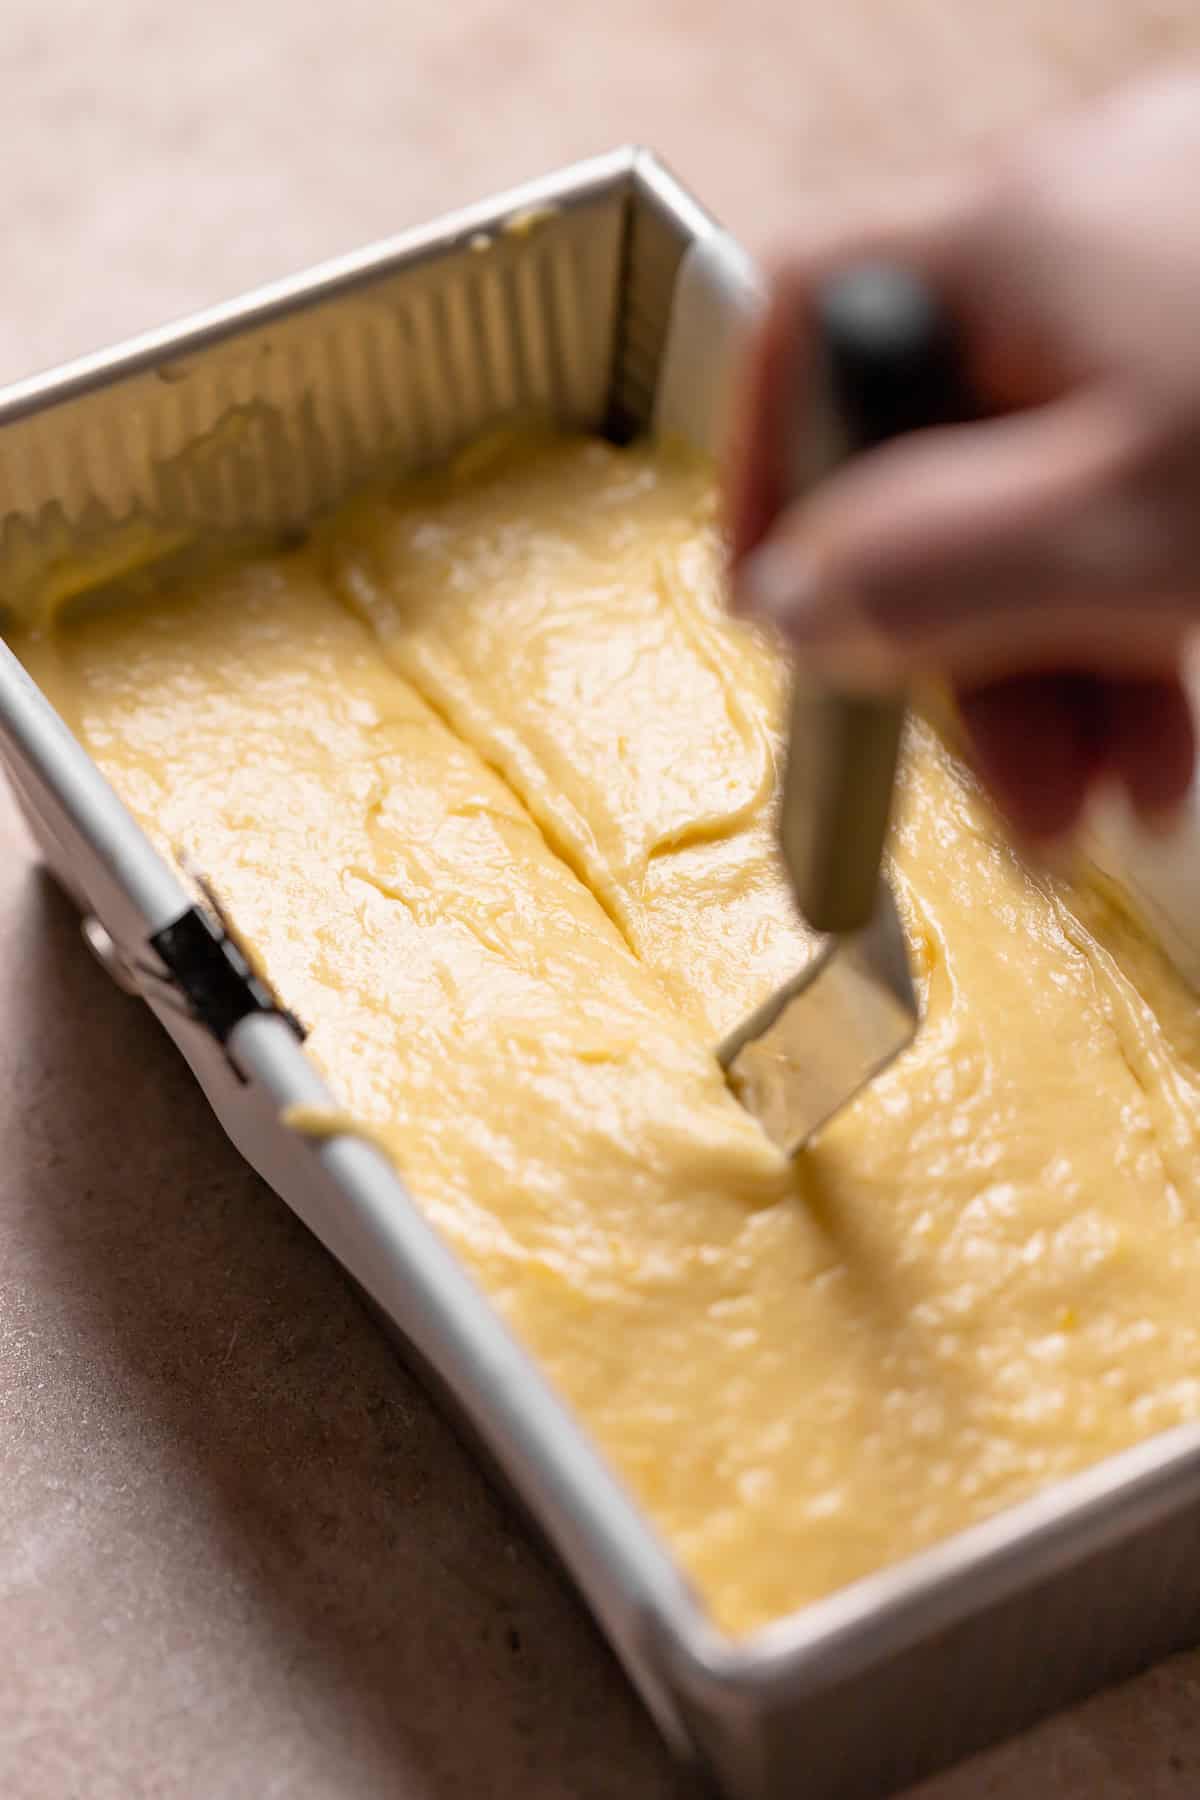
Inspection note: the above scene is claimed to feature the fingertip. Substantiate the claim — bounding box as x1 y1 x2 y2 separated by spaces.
1103 676 1197 827
957 674 1107 844
732 535 814 628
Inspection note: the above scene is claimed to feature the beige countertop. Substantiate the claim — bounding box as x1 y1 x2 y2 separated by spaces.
5 4 1200 1795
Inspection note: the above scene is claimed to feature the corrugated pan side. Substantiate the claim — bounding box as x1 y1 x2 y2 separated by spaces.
0 152 630 632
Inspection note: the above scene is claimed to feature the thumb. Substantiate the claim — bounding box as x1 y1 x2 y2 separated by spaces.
733 390 1193 686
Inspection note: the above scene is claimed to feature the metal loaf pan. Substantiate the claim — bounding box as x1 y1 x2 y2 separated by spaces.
4 152 1200 1800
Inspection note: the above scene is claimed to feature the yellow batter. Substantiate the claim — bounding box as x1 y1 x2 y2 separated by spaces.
16 432 1200 1638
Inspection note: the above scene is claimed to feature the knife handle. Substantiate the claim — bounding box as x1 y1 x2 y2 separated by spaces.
778 264 977 934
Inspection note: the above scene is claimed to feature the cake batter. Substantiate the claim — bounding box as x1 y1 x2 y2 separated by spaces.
15 432 1200 1637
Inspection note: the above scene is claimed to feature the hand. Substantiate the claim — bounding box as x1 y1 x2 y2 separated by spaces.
727 68 1200 840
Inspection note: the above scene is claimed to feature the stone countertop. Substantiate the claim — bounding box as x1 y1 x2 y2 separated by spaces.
4 4 1200 1795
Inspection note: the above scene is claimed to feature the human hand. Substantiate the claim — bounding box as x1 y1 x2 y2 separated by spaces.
727 68 1200 840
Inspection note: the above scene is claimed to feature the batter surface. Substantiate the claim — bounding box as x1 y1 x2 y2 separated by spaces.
17 433 1200 1637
